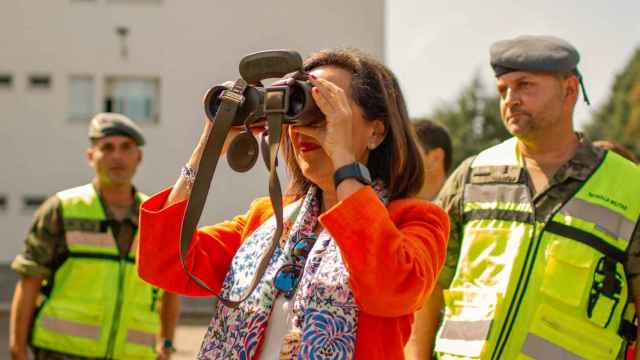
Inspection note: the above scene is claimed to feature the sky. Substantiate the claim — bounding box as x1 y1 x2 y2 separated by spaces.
386 0 640 130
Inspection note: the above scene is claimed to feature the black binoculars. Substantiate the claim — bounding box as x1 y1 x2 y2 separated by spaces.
203 50 323 128
181 50 318 304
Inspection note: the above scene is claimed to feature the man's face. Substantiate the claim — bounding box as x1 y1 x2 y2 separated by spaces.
496 71 569 140
87 135 142 187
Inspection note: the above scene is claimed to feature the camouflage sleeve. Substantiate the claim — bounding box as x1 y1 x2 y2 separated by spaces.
434 156 474 289
624 222 640 301
10 195 65 278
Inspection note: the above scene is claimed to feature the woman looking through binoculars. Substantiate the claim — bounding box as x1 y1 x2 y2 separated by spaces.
137 48 449 359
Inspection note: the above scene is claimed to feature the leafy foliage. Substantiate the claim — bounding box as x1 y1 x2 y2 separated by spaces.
414 76 510 169
586 48 640 157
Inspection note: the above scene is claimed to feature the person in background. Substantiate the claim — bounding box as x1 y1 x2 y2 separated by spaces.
413 119 453 201
9 113 180 360
434 35 640 359
594 139 639 164
405 119 453 359
136 48 449 359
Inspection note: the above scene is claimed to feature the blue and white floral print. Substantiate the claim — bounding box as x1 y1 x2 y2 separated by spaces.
197 183 389 360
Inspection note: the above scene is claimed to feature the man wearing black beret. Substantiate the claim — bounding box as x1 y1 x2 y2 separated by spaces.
9 113 180 359
430 35 640 359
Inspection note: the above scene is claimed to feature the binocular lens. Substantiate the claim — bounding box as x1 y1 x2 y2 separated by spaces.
204 86 225 122
287 82 307 118
203 79 317 127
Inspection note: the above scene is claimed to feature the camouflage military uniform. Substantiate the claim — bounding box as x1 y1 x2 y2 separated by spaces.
436 134 640 297
11 187 141 360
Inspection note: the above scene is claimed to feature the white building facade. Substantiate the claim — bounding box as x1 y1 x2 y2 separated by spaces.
0 1 384 263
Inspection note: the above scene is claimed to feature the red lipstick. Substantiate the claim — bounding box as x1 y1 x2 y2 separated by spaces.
299 141 321 153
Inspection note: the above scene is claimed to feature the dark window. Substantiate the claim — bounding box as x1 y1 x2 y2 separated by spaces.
29 75 52 89
0 74 12 88
23 195 47 210
104 97 113 112
104 76 160 122
0 195 7 212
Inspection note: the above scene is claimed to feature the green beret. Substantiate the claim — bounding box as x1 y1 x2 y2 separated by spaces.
490 35 580 77
88 113 145 146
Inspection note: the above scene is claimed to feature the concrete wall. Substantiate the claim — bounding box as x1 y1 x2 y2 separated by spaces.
0 0 384 262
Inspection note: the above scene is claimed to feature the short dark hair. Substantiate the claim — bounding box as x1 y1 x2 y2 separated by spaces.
283 49 424 200
413 119 453 173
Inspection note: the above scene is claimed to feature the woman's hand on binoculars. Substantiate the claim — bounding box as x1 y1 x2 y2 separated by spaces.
163 120 265 209
299 75 356 168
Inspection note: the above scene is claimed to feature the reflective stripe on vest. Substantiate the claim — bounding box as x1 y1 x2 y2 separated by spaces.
40 315 101 340
127 329 157 347
435 138 640 360
561 197 636 242
66 230 115 249
31 184 158 359
440 319 492 341
464 183 529 205
520 333 583 360
40 315 156 348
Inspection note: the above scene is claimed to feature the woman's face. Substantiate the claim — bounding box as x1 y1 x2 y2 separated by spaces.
288 66 379 188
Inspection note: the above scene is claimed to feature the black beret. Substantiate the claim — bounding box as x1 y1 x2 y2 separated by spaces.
490 35 580 77
88 113 146 146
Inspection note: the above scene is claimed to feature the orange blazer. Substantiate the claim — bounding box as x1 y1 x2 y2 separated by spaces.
138 186 449 359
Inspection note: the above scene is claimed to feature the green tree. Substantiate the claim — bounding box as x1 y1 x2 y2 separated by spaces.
586 47 640 156
415 75 510 168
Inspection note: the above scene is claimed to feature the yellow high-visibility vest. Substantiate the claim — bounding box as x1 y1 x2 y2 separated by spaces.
31 184 160 359
435 138 640 359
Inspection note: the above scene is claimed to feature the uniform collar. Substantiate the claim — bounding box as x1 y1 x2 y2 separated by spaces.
554 132 605 182
93 182 140 225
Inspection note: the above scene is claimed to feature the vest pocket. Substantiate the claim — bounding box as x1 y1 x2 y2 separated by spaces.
43 302 103 327
435 289 501 358
540 239 596 307
521 304 623 360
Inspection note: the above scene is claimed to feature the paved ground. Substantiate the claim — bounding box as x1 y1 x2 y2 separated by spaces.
165 315 211 359
1 264 212 359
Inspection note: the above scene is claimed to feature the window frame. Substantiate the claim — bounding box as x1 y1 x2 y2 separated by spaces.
67 74 96 121
103 75 161 123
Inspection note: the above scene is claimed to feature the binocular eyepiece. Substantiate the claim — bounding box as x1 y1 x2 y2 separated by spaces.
203 77 322 128
203 50 324 129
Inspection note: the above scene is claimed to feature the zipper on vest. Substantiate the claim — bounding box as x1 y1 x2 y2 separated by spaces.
105 258 127 358
490 175 540 360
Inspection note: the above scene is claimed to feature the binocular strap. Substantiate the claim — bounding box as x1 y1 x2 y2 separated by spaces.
179 79 286 309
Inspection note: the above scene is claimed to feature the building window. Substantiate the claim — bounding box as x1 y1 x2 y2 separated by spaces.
68 75 95 121
29 74 52 89
0 74 13 89
0 195 7 212
104 77 160 123
23 195 47 211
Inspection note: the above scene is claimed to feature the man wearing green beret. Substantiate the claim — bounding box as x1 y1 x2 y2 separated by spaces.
430 35 640 359
9 113 180 360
